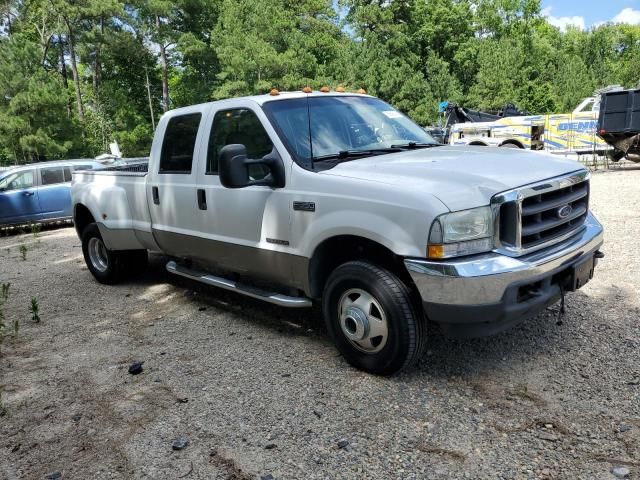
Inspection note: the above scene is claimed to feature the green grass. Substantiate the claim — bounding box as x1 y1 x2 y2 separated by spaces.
30 298 40 323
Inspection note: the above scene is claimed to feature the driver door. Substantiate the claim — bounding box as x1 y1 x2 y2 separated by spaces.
194 104 291 276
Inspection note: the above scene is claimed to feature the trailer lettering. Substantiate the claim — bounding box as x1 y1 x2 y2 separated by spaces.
558 120 597 132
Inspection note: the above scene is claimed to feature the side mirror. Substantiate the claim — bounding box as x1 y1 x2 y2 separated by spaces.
219 144 285 189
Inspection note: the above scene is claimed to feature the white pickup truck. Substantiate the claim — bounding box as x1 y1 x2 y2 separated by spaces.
72 90 604 375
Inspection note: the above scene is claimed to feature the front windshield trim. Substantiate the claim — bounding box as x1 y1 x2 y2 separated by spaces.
261 95 437 172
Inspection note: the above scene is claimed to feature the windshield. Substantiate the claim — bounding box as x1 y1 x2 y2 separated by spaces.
262 96 438 169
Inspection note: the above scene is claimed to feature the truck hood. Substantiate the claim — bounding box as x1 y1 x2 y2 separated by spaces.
320 146 586 211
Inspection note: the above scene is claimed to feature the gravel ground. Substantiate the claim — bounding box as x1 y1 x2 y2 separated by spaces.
0 167 639 480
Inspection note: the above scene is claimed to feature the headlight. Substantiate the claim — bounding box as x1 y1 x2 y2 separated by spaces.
428 206 494 259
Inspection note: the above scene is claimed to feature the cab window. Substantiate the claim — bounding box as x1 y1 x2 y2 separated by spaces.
0 171 35 192
159 113 202 174
206 108 273 178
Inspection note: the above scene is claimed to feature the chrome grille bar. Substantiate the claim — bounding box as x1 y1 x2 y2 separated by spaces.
491 170 591 257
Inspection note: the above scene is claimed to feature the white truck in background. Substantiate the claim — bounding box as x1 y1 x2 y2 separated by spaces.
72 90 604 375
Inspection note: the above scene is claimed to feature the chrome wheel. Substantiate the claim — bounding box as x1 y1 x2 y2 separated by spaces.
338 288 388 353
88 237 109 273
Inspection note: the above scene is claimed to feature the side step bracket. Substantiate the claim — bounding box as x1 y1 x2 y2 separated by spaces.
166 261 312 308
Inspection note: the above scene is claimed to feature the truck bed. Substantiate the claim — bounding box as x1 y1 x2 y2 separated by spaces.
598 88 640 161
72 164 154 250
598 88 640 134
100 163 149 174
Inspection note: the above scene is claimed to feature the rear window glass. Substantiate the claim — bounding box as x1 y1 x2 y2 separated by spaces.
159 113 202 174
41 167 65 185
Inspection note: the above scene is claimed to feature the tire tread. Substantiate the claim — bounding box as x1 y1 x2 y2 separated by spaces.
323 260 426 375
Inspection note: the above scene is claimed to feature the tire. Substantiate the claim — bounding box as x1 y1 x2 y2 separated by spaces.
608 149 626 162
81 223 147 284
499 143 521 149
322 261 426 375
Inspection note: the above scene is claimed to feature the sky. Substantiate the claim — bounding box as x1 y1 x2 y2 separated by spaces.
541 0 640 30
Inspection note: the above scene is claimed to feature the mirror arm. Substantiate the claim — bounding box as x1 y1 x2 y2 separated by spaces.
246 179 272 187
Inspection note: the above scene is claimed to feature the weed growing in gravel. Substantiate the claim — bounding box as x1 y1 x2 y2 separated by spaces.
19 244 27 261
0 283 11 339
30 223 41 237
30 298 40 323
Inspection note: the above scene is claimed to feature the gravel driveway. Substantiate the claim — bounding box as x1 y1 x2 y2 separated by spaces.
1 167 638 480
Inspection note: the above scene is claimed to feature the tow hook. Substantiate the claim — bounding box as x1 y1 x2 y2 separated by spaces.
594 250 605 266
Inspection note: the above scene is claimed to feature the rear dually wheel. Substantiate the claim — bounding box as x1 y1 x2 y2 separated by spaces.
81 223 147 284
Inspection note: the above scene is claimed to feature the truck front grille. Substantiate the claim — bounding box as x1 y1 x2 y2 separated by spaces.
494 171 590 255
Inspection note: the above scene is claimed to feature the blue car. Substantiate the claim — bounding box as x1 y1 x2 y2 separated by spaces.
0 160 103 227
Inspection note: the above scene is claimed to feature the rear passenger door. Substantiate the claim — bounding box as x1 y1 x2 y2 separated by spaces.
37 165 72 219
147 109 208 257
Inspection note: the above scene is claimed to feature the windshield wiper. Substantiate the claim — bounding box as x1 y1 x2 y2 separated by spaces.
390 142 443 149
313 147 403 163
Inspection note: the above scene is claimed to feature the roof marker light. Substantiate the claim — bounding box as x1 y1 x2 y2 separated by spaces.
336 86 346 92
269 88 280 96
302 86 312 93
320 86 330 93
357 88 367 94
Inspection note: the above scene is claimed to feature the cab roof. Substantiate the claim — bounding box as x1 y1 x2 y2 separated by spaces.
167 91 373 115
247 91 372 106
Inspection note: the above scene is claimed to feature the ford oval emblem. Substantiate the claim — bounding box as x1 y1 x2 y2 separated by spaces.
557 205 573 219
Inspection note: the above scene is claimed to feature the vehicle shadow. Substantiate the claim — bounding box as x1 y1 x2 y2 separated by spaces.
131 253 327 339
406 288 626 381
126 253 620 382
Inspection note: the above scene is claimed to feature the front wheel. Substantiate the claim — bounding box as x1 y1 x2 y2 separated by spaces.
81 223 147 284
322 261 426 375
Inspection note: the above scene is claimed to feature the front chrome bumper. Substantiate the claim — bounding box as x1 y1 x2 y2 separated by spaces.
404 212 604 307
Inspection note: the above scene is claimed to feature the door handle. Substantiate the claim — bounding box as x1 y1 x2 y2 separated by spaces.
152 186 160 205
197 189 207 210
22 191 34 197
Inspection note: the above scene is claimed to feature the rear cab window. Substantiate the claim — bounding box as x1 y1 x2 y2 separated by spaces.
159 113 202 174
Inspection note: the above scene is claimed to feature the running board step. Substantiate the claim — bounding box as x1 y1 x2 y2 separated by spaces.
166 261 312 308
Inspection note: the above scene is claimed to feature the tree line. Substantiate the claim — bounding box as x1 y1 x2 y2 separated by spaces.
0 0 638 164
